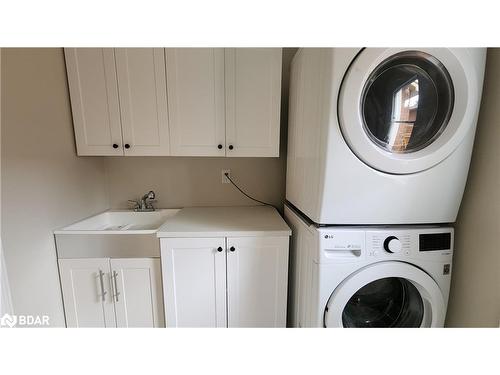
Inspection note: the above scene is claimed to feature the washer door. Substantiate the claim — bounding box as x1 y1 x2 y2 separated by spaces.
324 262 445 328
339 48 480 174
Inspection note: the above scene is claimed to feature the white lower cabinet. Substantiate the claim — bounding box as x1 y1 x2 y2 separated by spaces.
110 258 164 328
59 258 164 328
161 237 227 327
58 258 116 328
226 237 289 327
160 236 289 328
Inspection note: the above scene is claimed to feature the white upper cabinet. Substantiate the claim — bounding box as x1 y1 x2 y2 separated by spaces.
225 48 282 157
160 237 227 327
110 258 164 328
65 48 123 156
115 48 170 156
66 48 170 156
166 48 226 156
226 236 289 327
65 48 283 157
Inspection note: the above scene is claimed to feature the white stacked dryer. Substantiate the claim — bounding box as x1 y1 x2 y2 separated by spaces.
286 48 486 224
284 48 486 327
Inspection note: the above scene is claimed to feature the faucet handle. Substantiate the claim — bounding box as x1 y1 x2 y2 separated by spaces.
146 200 157 210
127 200 140 210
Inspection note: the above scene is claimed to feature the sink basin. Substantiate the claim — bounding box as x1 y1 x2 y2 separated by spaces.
54 209 180 234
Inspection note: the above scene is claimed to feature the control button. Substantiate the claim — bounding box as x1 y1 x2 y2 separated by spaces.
383 236 402 253
443 264 450 275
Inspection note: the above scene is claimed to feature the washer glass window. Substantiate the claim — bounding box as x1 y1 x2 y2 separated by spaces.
362 51 454 153
342 277 424 328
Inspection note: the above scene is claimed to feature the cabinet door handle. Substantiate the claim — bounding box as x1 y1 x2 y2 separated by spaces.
217 246 223 252
98 270 107 302
112 270 120 302
229 246 235 252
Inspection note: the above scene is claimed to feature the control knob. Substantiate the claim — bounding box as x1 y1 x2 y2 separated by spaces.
383 236 402 253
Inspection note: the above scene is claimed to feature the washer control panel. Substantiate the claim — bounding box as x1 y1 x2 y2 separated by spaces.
316 227 453 263
366 228 453 260
369 232 411 257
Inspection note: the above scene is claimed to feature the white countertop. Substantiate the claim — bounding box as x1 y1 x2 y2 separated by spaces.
157 206 291 238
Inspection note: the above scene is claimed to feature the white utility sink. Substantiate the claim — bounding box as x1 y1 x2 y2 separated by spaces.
54 209 180 234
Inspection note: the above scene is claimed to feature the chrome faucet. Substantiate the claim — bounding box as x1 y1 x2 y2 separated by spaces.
128 190 156 212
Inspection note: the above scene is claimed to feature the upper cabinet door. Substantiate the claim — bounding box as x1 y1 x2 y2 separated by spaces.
64 48 123 156
226 236 289 327
166 48 226 156
225 48 282 157
110 258 164 328
58 258 116 328
115 48 170 156
160 237 227 327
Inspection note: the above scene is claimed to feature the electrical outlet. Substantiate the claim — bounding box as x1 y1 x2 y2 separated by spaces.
222 169 231 184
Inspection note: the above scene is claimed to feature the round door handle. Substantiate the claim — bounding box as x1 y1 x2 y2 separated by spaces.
228 145 234 150
217 247 223 252
112 143 119 149
218 144 223 149
124 144 131 149
229 246 235 252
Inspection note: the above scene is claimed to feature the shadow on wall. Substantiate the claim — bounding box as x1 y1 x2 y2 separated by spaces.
1 48 109 326
446 48 500 327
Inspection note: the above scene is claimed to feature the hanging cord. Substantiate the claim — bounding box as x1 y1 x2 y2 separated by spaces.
224 173 277 210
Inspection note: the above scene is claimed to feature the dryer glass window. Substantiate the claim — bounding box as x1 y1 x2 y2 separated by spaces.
362 51 454 153
342 277 424 328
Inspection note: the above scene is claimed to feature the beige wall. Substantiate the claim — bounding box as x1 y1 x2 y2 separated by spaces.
105 156 286 209
446 49 500 327
105 48 297 211
1 48 109 326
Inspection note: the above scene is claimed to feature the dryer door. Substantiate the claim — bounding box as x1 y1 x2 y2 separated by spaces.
338 48 483 174
324 261 445 328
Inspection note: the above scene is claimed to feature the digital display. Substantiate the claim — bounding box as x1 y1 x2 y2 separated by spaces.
419 233 451 251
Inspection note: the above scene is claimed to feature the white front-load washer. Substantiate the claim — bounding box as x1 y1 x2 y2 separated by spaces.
286 48 486 224
284 205 453 328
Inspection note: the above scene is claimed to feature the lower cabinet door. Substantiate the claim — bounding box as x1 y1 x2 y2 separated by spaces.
161 238 227 327
226 236 289 327
110 258 165 328
58 258 116 328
